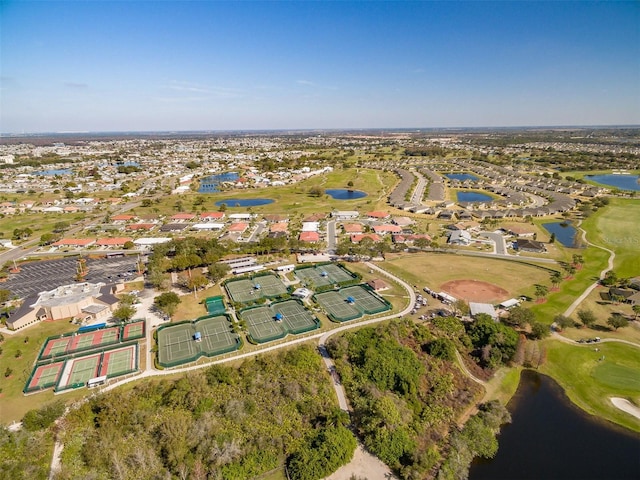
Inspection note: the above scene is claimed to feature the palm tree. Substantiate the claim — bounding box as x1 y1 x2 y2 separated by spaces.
550 271 563 290
633 304 640 319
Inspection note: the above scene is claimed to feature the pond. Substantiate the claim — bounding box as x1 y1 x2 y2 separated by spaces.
542 221 578 247
469 370 640 480
325 189 368 200
457 191 493 203
34 169 72 176
199 172 240 193
445 173 479 182
215 198 274 208
586 174 640 191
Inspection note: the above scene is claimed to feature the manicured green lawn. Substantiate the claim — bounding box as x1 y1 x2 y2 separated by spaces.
0 321 88 423
539 340 640 432
581 198 640 278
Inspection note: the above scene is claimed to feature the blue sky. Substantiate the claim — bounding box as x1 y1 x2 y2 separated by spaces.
1 1 639 132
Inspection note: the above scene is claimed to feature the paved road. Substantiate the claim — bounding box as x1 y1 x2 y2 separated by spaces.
480 231 509 255
246 221 266 243
409 170 427 204
326 219 337 253
563 223 615 317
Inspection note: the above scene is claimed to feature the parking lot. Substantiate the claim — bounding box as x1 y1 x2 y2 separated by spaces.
4 256 140 298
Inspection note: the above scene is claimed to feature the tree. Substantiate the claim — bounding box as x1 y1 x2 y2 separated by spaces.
113 304 136 323
530 322 550 339
4 367 12 377
308 186 323 197
577 309 597 328
549 233 556 244
534 285 549 301
607 313 628 331
123 240 135 250
206 262 230 283
602 270 617 286
572 254 584 268
0 289 11 304
506 306 535 327
633 305 640 319
39 232 59 246
553 314 574 330
550 270 563 289
154 292 181 319
15 349 22 358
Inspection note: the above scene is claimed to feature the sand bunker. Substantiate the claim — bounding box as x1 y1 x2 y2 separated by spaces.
610 397 640 420
440 279 509 303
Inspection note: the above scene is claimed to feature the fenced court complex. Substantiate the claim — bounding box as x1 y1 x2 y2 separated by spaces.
294 263 359 290
225 274 289 304
157 315 241 368
25 323 143 395
315 284 391 322
40 326 121 360
121 321 146 341
25 342 139 394
240 299 320 344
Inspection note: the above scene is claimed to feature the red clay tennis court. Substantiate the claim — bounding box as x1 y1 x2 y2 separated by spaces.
40 326 121 359
24 362 64 393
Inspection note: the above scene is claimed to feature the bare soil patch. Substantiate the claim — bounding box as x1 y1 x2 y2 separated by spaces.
440 279 509 303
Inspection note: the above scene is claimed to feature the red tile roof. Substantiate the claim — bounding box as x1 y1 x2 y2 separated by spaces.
228 222 249 232
53 238 96 247
96 237 133 246
343 223 363 233
299 231 320 242
366 211 390 219
350 234 381 243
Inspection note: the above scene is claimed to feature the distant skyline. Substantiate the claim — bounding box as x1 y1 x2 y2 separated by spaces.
1 1 639 133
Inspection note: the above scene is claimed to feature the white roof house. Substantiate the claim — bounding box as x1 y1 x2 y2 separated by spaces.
301 222 320 232
469 302 498 320
191 223 225 230
229 213 254 220
332 211 359 220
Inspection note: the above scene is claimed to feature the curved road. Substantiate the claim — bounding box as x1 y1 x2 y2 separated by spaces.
563 223 615 317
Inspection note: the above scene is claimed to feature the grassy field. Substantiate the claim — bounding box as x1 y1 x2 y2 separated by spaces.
0 321 89 423
128 168 399 219
382 252 552 300
0 212 87 246
580 198 640 278
539 340 640 432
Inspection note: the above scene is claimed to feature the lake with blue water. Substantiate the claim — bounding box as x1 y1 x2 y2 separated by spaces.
35 169 72 175
215 198 274 207
325 189 367 200
586 174 640 191
542 221 578 247
199 172 240 193
470 370 640 480
445 173 479 181
457 191 493 203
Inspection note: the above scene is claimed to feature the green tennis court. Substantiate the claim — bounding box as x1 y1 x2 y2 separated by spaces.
194 315 240 356
241 306 287 343
157 323 199 366
272 300 319 335
25 362 64 392
100 344 137 377
340 285 391 315
295 263 356 288
57 354 101 390
226 278 261 303
121 321 145 341
251 274 288 297
315 291 362 322
225 274 288 304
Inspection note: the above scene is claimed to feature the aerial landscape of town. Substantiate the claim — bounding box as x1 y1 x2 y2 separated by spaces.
1 2 638 480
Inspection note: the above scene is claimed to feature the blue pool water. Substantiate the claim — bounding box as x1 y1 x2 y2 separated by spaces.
35 169 72 175
457 191 493 203
542 221 578 247
325 189 367 200
445 173 479 182
215 198 274 207
585 174 640 191
199 172 240 193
